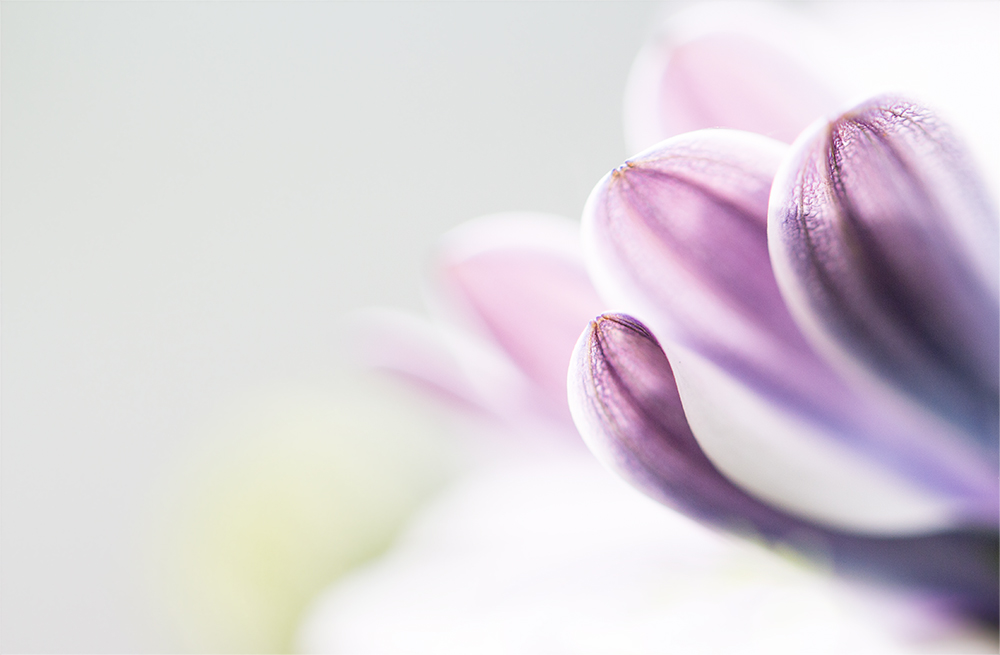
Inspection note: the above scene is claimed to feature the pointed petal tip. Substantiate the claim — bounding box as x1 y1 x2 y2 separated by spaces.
569 312 701 508
582 128 801 388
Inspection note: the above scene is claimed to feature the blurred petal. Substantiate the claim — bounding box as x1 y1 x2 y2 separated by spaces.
624 12 839 153
349 307 506 415
429 213 606 424
582 130 998 533
568 314 999 621
769 96 1000 445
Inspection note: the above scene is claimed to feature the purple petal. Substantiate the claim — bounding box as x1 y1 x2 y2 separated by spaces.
769 97 1000 446
429 213 606 425
624 28 839 153
582 129 997 532
569 313 999 622
585 130 798 366
583 129 840 422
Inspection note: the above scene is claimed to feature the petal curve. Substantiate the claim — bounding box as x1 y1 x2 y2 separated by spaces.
569 313 999 622
769 96 1000 445
583 129 998 533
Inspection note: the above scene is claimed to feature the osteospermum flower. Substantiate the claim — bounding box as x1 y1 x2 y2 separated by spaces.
570 97 999 622
306 5 998 650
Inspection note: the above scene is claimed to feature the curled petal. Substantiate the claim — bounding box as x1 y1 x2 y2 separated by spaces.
429 213 606 424
568 313 999 621
624 8 840 153
568 312 785 528
769 97 1000 445
582 131 997 532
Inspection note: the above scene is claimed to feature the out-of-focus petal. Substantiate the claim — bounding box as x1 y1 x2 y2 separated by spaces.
769 96 1000 447
582 131 998 533
568 314 999 621
428 213 606 425
584 130 800 378
349 307 512 416
624 9 839 153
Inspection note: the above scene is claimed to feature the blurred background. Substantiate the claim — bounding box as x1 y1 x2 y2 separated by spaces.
2 2 998 652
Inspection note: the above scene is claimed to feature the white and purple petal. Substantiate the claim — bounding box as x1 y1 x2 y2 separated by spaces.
769 96 1000 447
569 313 999 622
582 129 998 533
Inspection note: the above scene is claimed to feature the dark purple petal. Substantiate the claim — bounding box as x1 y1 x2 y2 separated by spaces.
569 313 999 623
625 31 840 153
769 97 1000 446
583 129 998 533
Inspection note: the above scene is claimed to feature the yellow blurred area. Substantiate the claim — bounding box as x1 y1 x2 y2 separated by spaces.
145 378 454 653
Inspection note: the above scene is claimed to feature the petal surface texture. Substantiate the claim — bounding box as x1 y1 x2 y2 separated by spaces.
624 29 839 153
429 213 606 425
769 97 1000 447
568 314 999 621
582 130 998 533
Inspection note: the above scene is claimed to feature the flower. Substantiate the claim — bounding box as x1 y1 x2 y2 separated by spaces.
304 3 999 649
569 98 998 622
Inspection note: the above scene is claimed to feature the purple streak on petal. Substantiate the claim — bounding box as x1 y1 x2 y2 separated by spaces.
569 313 999 622
625 32 839 153
585 130 842 415
770 97 1000 444
433 214 606 425
583 129 998 523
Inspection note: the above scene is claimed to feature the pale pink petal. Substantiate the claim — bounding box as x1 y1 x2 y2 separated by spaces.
428 213 606 425
624 7 840 153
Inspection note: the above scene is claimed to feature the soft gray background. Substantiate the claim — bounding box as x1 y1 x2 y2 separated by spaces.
3 3 657 651
3 2 998 652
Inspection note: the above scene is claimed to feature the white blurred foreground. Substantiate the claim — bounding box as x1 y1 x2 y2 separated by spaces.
297 452 997 654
